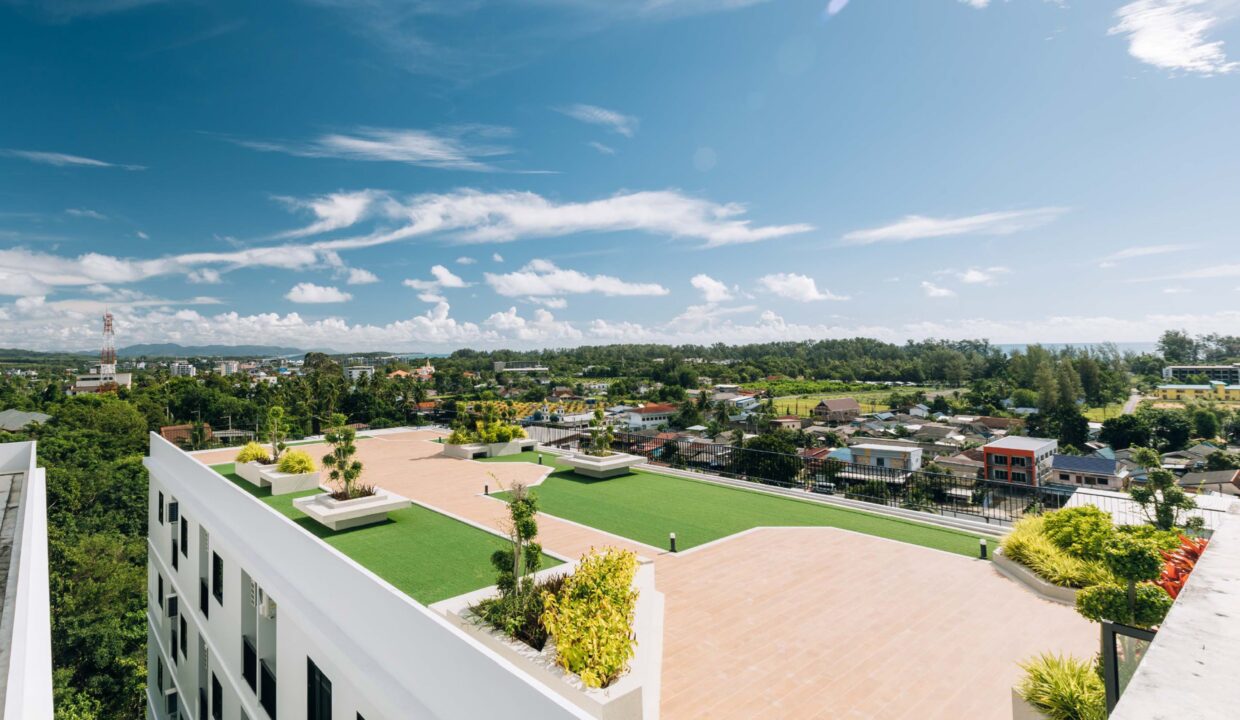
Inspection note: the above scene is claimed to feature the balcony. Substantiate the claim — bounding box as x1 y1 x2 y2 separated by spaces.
259 658 277 719
241 635 257 692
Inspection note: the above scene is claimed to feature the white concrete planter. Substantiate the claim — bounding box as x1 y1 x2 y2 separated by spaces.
258 466 322 495
992 547 1079 606
234 460 271 488
487 438 538 457
433 560 664 720
1011 687 1049 720
561 452 646 479
292 488 412 531
443 442 488 459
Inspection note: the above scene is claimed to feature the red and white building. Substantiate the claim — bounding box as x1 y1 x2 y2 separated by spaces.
982 436 1057 486
626 403 678 430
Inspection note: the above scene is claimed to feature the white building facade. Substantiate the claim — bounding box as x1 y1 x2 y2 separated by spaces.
144 434 586 720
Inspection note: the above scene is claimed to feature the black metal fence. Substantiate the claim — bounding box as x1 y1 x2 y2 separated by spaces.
526 423 1074 526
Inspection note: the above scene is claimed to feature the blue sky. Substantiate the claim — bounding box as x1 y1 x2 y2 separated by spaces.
1 0 1238 352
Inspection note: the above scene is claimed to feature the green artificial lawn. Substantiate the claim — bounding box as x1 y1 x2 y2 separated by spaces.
210 462 559 604
482 452 984 557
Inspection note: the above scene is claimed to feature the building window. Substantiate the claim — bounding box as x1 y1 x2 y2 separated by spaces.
212 673 223 720
179 615 187 659
1059 473 1069 481
212 552 224 604
1012 472 1027 484
307 658 333 720
992 455 1008 465
1011 456 1027 467
994 470 1008 481
168 499 179 523
1085 477 1097 485
875 457 886 468
172 537 179 570
157 574 164 610
158 491 165 524
180 516 189 558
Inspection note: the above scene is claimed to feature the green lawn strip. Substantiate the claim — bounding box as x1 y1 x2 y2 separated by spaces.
209 462 558 604
481 452 982 557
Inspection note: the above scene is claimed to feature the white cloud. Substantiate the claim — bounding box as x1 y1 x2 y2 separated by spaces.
273 190 387 239
758 273 848 302
136 231 149 240
345 267 379 285
403 264 470 301
314 188 811 249
485 259 669 298
65 208 108 220
690 273 733 302
236 126 514 171
0 148 144 170
842 207 1066 245
921 281 957 298
1099 243 1189 267
456 256 477 265
1138 263 1240 281
959 0 989 8
588 141 617 155
946 266 1011 284
484 307 582 342
1163 287 1191 294
492 253 504 262
556 104 638 137
528 297 568 309
285 283 353 303
1110 0 1238 75
187 269 222 284
430 264 467 288
826 0 851 15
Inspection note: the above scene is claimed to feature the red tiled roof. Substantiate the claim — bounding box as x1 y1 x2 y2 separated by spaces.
634 403 677 415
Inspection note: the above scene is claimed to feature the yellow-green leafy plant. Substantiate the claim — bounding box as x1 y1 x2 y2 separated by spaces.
276 449 315 474
541 548 639 689
1001 516 1116 588
1017 653 1106 720
234 441 270 464
1042 506 1115 562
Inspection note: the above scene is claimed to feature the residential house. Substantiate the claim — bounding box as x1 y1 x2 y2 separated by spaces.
1176 469 1240 496
982 436 1057 485
908 404 930 418
937 450 985 480
812 398 861 424
1161 443 1220 472
850 444 923 472
770 415 803 431
626 403 677 429
1048 455 1129 490
0 408 51 432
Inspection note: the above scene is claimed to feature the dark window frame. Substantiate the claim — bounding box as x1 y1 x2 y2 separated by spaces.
158 491 165 524
212 552 224 604
307 657 333 720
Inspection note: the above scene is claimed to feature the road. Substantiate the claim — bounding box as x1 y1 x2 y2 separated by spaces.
1123 390 1143 415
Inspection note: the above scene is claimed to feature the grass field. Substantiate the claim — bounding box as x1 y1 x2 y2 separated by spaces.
210 462 559 604
483 452 984 557
1082 404 1126 422
772 386 942 417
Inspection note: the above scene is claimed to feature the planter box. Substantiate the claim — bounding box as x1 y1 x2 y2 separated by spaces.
1011 687 1049 720
235 460 271 488
443 442 488 459
292 488 412 531
992 547 1079 606
561 452 646 479
258 466 322 495
433 560 664 720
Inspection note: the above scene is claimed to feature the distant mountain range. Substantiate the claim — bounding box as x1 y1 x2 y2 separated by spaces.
118 344 309 358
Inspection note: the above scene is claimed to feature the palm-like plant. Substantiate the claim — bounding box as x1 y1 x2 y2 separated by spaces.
322 413 366 499
266 405 288 461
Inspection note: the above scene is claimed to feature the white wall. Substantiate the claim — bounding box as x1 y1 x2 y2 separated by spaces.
146 433 589 720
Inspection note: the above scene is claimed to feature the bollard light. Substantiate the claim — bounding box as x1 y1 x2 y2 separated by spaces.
538 454 543 465
669 532 677 553
484 484 489 496
979 538 988 560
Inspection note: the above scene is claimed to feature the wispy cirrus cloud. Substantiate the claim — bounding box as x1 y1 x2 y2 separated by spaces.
1110 0 1238 75
235 126 516 171
272 190 388 239
556 104 639 137
842 207 1066 245
485 259 668 298
1 148 145 170
1099 243 1189 267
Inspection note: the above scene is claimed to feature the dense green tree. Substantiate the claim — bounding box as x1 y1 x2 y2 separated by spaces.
1099 414 1152 451
1158 330 1198 364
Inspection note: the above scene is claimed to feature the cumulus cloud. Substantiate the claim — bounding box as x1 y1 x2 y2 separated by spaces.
1110 0 1237 75
285 283 353 303
456 256 477 265
758 273 848 301
0 148 144 170
485 307 582 342
842 207 1066 245
187 269 222 284
492 253 504 262
941 266 1011 285
555 104 639 137
403 264 470 302
235 125 515 171
691 273 733 302
345 267 379 284
485 259 668 298
921 281 957 298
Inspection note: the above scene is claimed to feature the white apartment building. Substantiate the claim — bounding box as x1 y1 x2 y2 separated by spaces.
626 403 677 430
344 365 375 383
170 362 198 378
0 441 54 720
215 361 240 376
144 434 586 720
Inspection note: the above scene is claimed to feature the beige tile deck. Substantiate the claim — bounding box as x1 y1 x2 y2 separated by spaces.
197 430 1096 719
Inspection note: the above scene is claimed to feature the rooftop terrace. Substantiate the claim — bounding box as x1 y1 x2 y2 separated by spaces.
195 429 1096 719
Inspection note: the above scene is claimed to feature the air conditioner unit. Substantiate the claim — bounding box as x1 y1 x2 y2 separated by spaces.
249 580 258 607
258 594 277 620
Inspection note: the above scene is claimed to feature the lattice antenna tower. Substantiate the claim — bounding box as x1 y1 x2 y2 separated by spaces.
100 310 117 378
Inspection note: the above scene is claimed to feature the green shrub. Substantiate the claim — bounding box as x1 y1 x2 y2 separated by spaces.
1017 653 1106 720
234 441 270 464
475 573 566 650
1042 507 1115 561
542 548 639 689
1001 516 1116 588
1102 534 1163 584
276 449 315 474
1114 524 1181 553
1076 583 1172 628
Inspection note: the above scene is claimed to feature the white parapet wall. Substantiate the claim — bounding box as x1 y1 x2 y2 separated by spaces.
560 452 647 479
145 433 591 720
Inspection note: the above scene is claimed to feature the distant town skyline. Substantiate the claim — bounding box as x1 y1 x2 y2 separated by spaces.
1 0 1238 351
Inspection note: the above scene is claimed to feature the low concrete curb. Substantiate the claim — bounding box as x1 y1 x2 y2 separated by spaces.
991 547 1079 606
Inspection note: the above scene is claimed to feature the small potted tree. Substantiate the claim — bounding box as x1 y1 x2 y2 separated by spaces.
293 413 410 530
562 407 646 478
235 406 287 486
